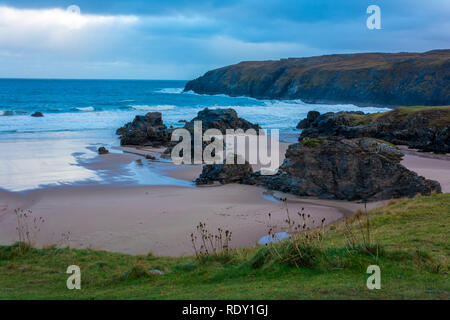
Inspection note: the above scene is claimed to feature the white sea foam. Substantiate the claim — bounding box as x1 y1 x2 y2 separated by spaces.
183 90 261 101
209 105 247 109
155 88 184 94
76 106 95 112
183 90 207 96
131 105 176 111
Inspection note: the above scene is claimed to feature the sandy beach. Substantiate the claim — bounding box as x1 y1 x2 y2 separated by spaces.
0 144 448 256
400 147 450 193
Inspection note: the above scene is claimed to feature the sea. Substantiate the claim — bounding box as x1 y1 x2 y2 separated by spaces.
0 79 390 191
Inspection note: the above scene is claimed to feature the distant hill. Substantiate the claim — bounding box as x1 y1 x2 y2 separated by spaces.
185 50 450 107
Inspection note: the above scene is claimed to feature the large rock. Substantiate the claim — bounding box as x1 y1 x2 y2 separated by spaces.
298 108 450 154
185 50 450 107
164 108 262 159
245 138 441 200
195 155 253 185
116 112 173 146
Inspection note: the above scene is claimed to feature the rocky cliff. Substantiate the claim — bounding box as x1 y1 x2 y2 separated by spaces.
298 107 450 153
184 50 450 107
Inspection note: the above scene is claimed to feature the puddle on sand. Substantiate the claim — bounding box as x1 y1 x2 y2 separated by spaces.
261 191 281 203
258 232 291 245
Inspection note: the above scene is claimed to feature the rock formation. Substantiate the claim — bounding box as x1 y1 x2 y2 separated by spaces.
298 107 450 153
196 155 253 185
184 108 261 134
116 108 261 148
244 138 441 200
163 108 261 158
116 112 173 147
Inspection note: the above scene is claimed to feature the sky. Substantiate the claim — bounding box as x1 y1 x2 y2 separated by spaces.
0 0 449 79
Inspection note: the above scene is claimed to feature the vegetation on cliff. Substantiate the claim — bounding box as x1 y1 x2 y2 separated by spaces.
352 106 450 128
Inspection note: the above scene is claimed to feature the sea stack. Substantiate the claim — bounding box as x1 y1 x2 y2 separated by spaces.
245 137 441 200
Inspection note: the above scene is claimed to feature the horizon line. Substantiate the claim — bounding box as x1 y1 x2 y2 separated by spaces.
0 77 189 81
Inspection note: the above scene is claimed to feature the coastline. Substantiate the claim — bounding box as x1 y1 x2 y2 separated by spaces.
1 142 448 256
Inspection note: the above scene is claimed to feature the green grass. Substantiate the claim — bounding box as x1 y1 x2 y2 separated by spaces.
300 137 324 147
352 105 450 127
0 194 449 299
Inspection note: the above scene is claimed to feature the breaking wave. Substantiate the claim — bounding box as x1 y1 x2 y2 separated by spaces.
154 88 184 94
74 106 95 112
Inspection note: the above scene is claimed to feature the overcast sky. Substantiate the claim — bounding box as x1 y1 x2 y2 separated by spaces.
0 0 449 79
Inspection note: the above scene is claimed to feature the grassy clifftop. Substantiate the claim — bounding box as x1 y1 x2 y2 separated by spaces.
185 50 450 107
298 105 450 153
353 106 450 127
0 194 448 299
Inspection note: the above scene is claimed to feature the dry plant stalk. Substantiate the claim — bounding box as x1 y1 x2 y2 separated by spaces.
264 198 327 266
343 201 376 256
14 208 45 252
191 222 232 259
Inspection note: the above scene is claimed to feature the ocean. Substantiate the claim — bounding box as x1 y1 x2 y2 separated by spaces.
0 79 390 191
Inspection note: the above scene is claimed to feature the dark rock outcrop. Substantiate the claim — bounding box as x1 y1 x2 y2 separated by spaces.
196 155 253 185
298 107 450 153
116 108 261 149
185 50 450 107
116 112 173 146
184 108 261 134
31 112 44 117
164 108 262 157
245 138 441 200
